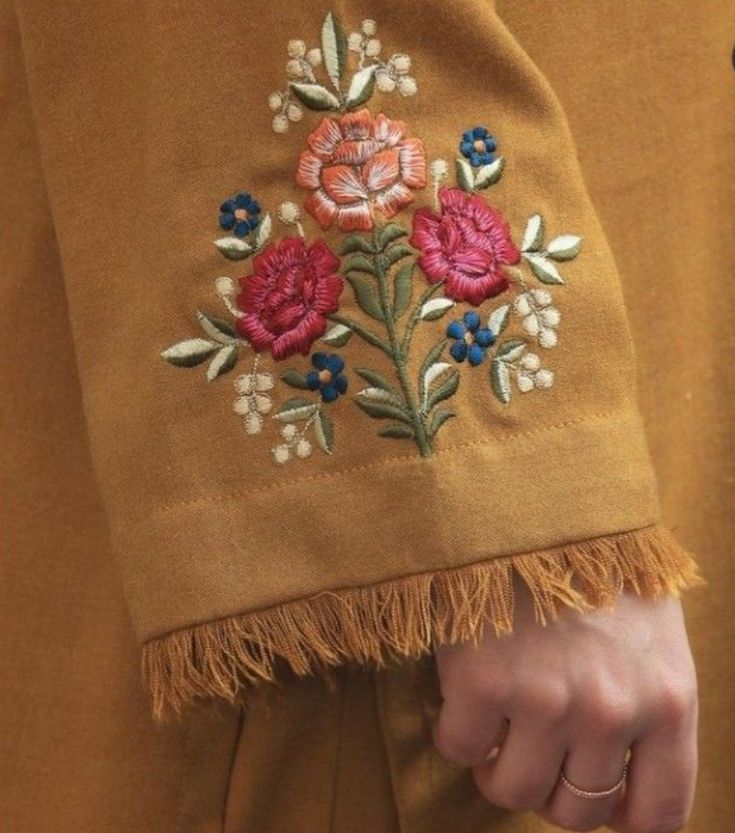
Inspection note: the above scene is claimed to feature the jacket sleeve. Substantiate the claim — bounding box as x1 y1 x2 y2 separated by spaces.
11 0 704 718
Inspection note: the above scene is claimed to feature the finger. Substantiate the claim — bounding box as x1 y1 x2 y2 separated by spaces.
472 718 567 812
432 695 508 767
610 699 698 833
543 738 631 832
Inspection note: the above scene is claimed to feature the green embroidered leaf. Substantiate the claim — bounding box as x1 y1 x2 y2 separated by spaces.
473 156 505 189
425 367 460 412
346 274 384 321
427 408 456 438
196 311 237 344
419 297 454 320
490 358 512 403
357 388 407 411
161 338 218 367
455 158 475 192
276 397 318 422
421 361 452 409
355 367 402 399
290 82 341 111
378 423 415 439
214 237 254 261
377 223 408 250
497 339 526 362
418 339 447 401
206 344 238 381
344 253 376 275
392 262 414 319
521 214 545 252
321 11 348 90
322 322 353 346
255 213 273 249
344 65 376 110
314 409 334 454
339 234 375 255
524 253 564 285
281 369 310 389
383 243 414 267
487 304 510 336
354 397 412 423
546 234 583 261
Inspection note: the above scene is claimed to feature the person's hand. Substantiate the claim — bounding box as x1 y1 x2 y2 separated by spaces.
432 580 698 833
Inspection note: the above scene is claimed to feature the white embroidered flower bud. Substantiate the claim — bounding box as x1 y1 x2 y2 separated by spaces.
295 438 312 458
360 19 377 36
268 92 284 112
281 423 298 441
364 38 381 58
522 313 540 336
245 412 263 435
534 368 555 389
215 276 235 297
375 70 396 93
254 394 272 414
233 395 251 415
347 32 363 52
305 47 322 66
286 102 304 122
430 158 449 180
234 374 254 395
287 39 306 58
278 201 301 225
255 372 275 392
530 288 552 307
516 372 535 393
397 76 418 96
514 293 532 317
273 444 292 464
538 327 558 349
272 114 289 134
520 352 541 372
392 53 411 74
286 58 304 78
538 306 561 328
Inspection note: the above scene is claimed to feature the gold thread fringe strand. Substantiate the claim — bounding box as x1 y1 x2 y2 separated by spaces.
142 526 705 719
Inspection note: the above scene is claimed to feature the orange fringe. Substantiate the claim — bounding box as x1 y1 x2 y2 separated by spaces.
142 526 705 719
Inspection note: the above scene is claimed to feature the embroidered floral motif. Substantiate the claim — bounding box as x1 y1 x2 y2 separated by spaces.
161 11 584 465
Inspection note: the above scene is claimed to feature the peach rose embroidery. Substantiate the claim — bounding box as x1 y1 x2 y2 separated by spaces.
295 108 426 232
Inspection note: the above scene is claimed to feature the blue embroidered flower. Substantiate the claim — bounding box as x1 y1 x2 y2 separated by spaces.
446 311 496 366
219 192 262 237
306 353 348 402
459 126 497 168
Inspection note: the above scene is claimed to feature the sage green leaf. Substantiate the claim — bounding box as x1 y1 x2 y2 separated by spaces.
354 397 412 423
344 65 376 110
546 234 583 261
523 252 564 285
321 11 348 90
322 322 353 346
384 242 414 267
276 397 318 423
425 367 459 412
161 338 218 367
421 361 452 409
214 236 254 261
314 409 334 454
487 304 510 336
428 408 456 438
346 274 384 321
206 344 238 381
290 82 341 111
281 369 310 389
377 223 408 250
490 358 511 403
344 253 376 275
357 388 406 410
378 423 415 439
455 157 475 192
196 311 237 344
498 339 526 362
355 367 402 399
392 262 414 318
473 156 505 189
339 234 374 255
419 297 454 320
255 213 272 249
419 339 447 400
521 214 545 252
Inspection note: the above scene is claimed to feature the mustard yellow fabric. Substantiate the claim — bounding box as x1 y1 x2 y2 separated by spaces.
1 0 732 830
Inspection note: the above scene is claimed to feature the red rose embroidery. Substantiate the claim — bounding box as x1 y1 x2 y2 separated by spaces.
295 108 426 232
236 236 343 360
409 187 521 306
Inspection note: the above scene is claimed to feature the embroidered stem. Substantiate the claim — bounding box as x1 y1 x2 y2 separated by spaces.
327 313 391 355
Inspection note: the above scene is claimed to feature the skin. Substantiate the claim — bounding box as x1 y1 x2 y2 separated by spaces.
433 579 698 833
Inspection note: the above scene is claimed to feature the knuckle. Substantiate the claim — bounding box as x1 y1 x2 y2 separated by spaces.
433 726 483 767
654 682 697 724
521 682 572 722
581 691 636 735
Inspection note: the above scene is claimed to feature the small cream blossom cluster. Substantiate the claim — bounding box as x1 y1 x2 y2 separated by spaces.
514 352 555 393
233 367 275 434
514 288 561 349
268 38 323 133
348 19 417 97
273 422 313 464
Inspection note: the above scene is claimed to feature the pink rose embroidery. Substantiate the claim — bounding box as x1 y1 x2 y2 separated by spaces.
236 236 343 360
409 187 521 306
295 108 426 232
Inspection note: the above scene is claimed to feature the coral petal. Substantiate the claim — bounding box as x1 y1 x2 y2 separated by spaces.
398 139 427 188
307 117 343 158
362 149 400 192
295 151 323 189
336 202 373 231
304 189 338 230
374 181 413 218
322 165 369 205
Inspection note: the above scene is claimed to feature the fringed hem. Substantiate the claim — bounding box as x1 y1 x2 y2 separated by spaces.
142 525 705 719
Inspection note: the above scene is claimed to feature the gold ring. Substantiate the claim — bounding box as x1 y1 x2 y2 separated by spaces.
559 762 628 800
